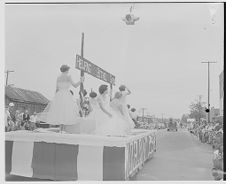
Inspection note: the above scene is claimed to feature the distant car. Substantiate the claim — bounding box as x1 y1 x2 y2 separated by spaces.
167 120 177 131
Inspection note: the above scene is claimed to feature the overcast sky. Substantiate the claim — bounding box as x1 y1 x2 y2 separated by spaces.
5 3 224 118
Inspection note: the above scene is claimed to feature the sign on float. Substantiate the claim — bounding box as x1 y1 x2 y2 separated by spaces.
76 54 115 85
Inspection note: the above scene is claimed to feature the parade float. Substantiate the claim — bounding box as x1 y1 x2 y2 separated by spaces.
5 33 157 181
5 128 156 181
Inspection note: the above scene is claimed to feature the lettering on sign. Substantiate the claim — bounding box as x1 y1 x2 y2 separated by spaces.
126 134 156 177
76 55 115 85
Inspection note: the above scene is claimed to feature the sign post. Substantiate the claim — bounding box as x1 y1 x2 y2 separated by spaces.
79 33 84 117
76 35 115 105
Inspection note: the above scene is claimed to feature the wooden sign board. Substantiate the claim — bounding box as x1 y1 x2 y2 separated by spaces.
76 54 115 85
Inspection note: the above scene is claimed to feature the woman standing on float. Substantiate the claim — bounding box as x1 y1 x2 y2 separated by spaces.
94 84 113 134
99 92 129 136
119 85 135 131
46 65 84 132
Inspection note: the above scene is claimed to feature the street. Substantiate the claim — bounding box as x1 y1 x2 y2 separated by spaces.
4 2 224 182
133 128 213 181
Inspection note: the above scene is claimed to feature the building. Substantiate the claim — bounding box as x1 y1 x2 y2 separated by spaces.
219 71 224 116
137 116 153 124
5 86 49 114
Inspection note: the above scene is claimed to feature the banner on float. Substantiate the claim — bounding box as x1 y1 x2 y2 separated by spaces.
6 131 156 181
75 55 115 85
126 134 156 177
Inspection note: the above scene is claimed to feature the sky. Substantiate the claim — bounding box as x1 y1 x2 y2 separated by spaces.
5 3 224 119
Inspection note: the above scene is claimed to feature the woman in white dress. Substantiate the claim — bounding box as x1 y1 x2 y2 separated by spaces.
87 92 99 119
119 85 135 131
99 92 130 136
94 85 113 135
46 65 84 132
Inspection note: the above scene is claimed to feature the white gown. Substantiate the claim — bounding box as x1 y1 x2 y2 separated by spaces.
46 75 79 125
87 98 99 119
96 98 129 136
94 94 112 135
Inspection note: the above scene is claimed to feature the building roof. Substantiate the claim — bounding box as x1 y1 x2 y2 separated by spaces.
5 86 49 105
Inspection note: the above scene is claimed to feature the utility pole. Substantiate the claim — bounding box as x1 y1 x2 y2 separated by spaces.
141 108 147 122
80 32 84 93
5 70 14 86
201 61 217 124
79 33 85 117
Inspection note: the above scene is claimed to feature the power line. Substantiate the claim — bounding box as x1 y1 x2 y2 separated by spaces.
140 107 147 122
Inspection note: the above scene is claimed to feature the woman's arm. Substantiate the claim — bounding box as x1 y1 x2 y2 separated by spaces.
69 76 84 88
121 87 131 97
126 87 131 95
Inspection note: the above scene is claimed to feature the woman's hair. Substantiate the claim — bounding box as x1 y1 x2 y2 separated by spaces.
127 104 131 109
119 85 126 91
114 92 122 99
99 84 108 94
60 65 70 73
89 91 97 98
131 108 136 112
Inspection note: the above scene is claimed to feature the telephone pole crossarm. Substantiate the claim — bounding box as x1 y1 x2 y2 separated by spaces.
5 70 14 86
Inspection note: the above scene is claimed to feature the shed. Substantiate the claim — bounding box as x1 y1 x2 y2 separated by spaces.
5 86 49 114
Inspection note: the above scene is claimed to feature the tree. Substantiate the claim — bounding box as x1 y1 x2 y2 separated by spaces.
189 97 206 122
181 114 189 124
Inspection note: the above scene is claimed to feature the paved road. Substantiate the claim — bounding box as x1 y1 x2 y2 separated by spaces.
134 128 213 181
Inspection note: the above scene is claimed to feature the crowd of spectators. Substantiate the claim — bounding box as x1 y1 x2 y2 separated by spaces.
188 119 223 180
5 103 37 132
